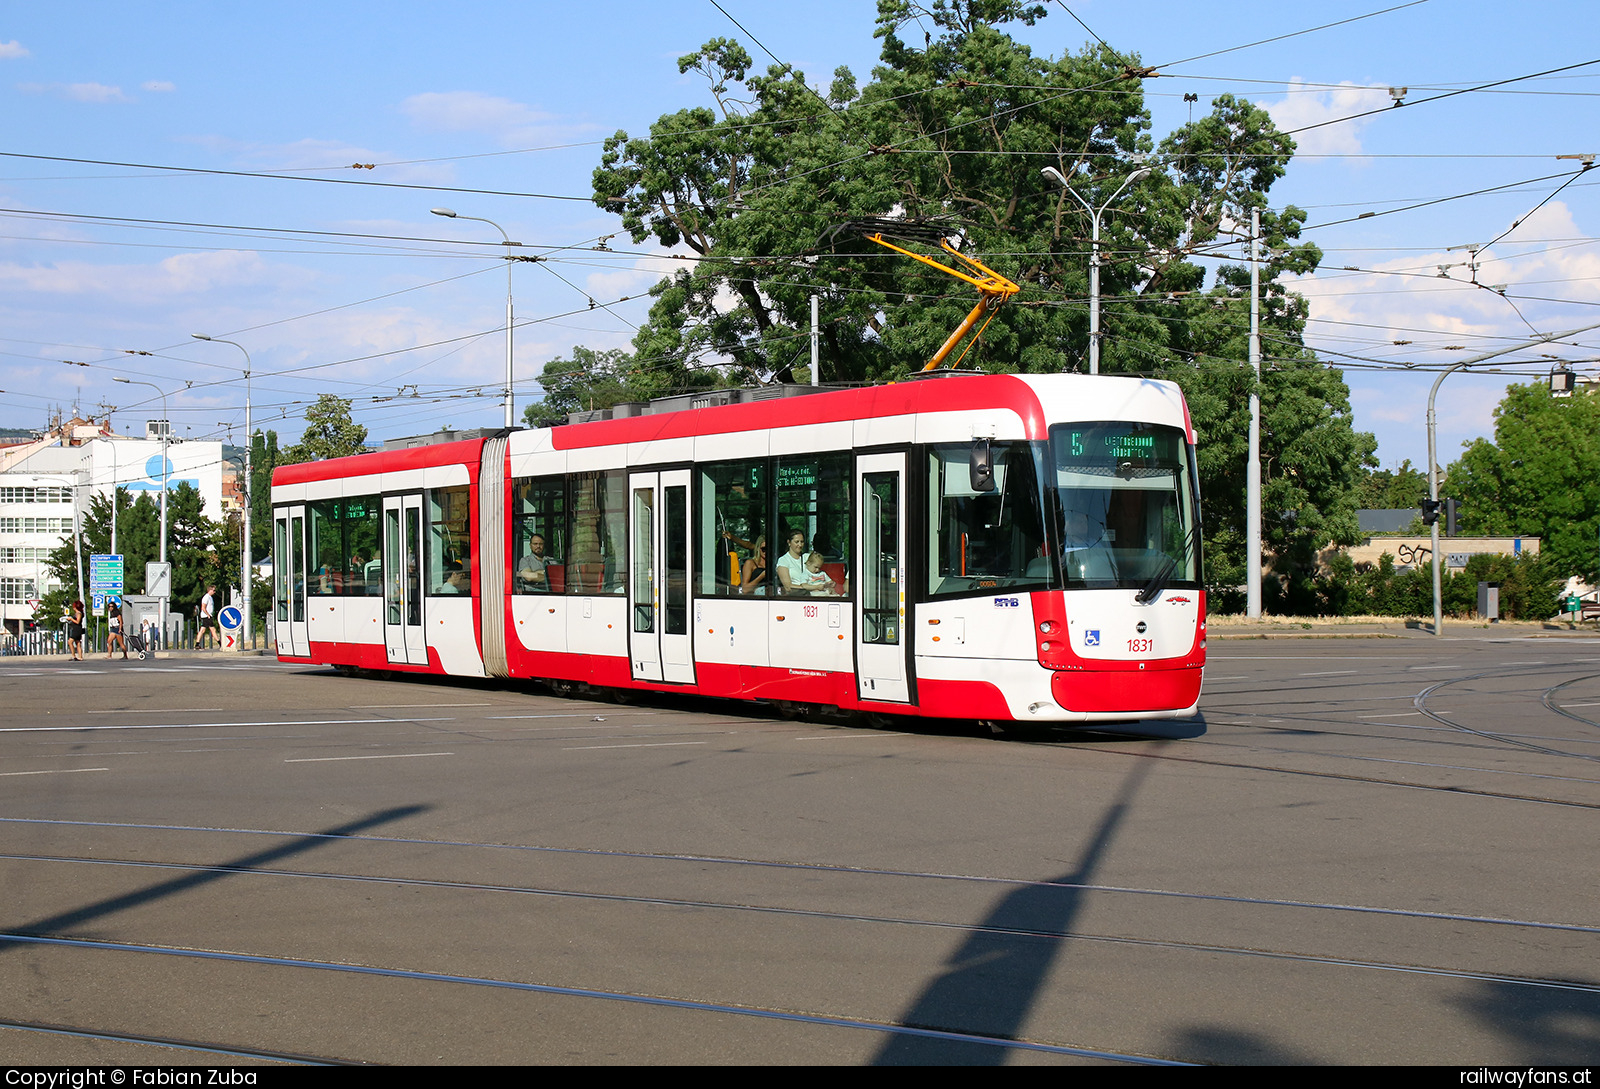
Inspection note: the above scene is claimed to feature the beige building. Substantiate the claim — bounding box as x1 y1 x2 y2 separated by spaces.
1346 535 1539 572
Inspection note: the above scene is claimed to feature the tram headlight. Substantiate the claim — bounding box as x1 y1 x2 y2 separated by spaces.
1038 620 1057 634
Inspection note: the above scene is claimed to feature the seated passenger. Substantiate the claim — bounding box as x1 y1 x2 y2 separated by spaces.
775 530 811 594
439 560 470 594
518 532 553 590
801 550 838 595
741 536 768 594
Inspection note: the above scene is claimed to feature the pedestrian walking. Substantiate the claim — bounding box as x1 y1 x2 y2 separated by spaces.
106 600 128 660
66 600 85 661
198 584 217 649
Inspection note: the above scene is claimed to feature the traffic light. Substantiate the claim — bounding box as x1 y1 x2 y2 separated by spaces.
1445 497 1459 536
1420 499 1442 526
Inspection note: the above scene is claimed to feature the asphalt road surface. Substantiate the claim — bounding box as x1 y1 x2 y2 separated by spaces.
1 634 1597 1065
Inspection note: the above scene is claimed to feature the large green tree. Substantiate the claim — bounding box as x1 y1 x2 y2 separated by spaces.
283 395 367 463
1447 381 1600 582
1356 459 1430 510
581 0 1373 593
524 346 639 427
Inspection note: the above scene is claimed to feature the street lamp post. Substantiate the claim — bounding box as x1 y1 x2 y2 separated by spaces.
1422 317 1600 634
1041 165 1151 375
192 335 253 651
432 208 518 427
112 376 169 644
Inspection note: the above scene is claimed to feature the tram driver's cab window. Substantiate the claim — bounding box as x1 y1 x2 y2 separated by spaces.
698 459 770 597
513 476 566 593
1049 423 1200 589
927 442 1054 598
427 485 472 595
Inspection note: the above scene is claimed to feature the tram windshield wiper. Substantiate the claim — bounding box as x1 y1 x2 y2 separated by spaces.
1135 554 1177 604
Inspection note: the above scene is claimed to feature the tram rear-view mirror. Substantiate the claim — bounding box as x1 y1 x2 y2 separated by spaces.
970 439 996 492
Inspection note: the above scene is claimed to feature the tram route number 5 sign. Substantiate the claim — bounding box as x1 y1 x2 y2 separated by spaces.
219 605 243 650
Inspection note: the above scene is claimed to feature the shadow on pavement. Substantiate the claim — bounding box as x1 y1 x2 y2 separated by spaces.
872 752 1160 1064
1 805 427 946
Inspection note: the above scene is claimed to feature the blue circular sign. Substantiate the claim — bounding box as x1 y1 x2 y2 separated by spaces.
218 605 243 630
144 453 173 481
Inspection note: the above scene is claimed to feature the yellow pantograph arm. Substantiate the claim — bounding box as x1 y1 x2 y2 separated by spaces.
865 233 1020 370
866 234 1020 297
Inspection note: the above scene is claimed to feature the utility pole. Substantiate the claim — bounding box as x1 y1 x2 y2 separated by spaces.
1247 209 1262 618
810 294 820 386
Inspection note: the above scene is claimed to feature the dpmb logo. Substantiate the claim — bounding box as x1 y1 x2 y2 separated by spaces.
1084 629 1100 647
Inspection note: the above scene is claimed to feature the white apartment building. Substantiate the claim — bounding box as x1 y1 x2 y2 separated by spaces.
0 416 224 633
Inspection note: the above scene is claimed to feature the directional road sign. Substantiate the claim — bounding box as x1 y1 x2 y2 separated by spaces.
90 554 124 594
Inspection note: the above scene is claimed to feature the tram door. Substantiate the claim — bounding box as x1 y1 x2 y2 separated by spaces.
273 505 310 657
855 453 911 703
382 494 428 665
628 469 695 684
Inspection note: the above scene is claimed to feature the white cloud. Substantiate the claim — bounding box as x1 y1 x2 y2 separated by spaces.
1286 200 1600 463
398 90 583 147
1258 79 1391 158
0 250 290 300
64 81 127 102
401 90 551 133
0 40 28 59
18 81 130 103
141 80 175 93
581 249 689 301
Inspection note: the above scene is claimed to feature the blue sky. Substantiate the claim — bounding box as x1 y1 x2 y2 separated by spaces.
2 1 1596 476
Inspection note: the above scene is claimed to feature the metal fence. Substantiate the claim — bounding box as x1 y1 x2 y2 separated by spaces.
5 609 270 656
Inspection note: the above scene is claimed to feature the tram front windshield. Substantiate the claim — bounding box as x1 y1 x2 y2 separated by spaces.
1048 422 1199 590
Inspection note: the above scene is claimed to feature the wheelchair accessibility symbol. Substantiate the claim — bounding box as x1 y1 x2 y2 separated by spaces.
1084 629 1100 647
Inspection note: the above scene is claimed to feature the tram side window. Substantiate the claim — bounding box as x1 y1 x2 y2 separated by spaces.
512 476 566 593
926 443 1054 598
427 485 473 596
697 459 769 597
274 517 289 622
566 469 626 595
774 452 851 597
308 500 341 595
304 496 381 595
344 497 381 595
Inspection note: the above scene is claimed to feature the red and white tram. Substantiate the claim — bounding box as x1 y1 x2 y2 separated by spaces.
270 373 1205 725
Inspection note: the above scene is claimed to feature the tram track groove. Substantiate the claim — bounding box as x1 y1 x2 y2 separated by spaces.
0 1018 354 1065
1540 672 1600 731
0 933 1190 1066
5 845 1599 978
4 815 1598 935
1057 744 1600 810
1414 667 1600 762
